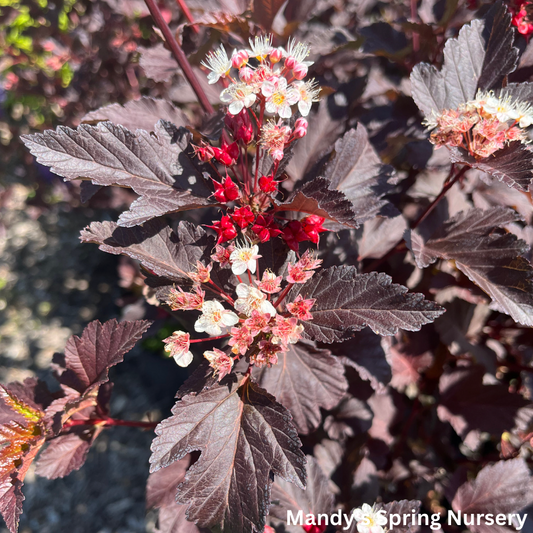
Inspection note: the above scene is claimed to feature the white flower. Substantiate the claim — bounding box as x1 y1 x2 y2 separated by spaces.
292 79 320 117
262 76 299 119
246 35 273 59
352 504 388 533
163 331 193 367
234 283 276 317
220 82 257 115
201 45 232 84
282 38 314 67
194 300 239 336
229 242 261 275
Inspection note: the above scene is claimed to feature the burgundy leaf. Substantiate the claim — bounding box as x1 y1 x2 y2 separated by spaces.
147 456 190 510
79 181 102 203
323 125 397 223
156 504 211 533
55 319 151 394
285 100 344 188
81 220 213 283
289 266 444 343
407 207 533 326
411 2 517 117
34 432 94 480
253 341 348 434
275 177 357 227
438 366 530 441
81 97 188 132
269 457 334 533
389 346 433 393
323 395 373 441
0 481 23 533
149 378 306 533
451 458 533 533
449 143 533 192
252 0 286 30
21 121 214 228
139 44 179 83
333 330 392 391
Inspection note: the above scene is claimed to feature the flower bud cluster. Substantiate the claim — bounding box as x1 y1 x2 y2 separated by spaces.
511 1 533 35
426 90 533 159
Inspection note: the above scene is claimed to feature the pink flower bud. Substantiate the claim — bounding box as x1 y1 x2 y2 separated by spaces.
232 50 249 69
269 48 282 63
293 118 308 138
239 66 254 83
285 56 296 70
293 63 308 80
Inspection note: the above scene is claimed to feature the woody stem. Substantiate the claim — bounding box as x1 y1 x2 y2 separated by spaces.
143 0 214 114
64 418 158 429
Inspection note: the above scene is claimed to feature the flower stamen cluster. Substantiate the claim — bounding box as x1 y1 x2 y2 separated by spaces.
426 90 532 159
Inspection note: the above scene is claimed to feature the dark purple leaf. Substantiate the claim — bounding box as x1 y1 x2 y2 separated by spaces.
81 97 188 132
81 220 213 283
269 457 334 533
275 177 357 227
54 319 151 394
323 395 372 441
147 456 190 509
449 143 533 192
285 100 344 188
252 0 285 30
407 207 533 326
21 121 214 228
438 366 530 441
289 266 444 343
452 458 533 533
332 330 392 391
149 378 306 533
323 125 398 223
0 481 23 533
138 44 179 83
79 181 102 203
253 341 348 434
411 2 518 117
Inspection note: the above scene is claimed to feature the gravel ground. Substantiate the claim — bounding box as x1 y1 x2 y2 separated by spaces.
0 175 186 532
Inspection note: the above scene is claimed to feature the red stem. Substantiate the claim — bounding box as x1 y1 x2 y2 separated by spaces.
143 0 214 114
411 0 419 54
64 418 158 429
189 334 230 343
175 0 199 33
273 283 294 307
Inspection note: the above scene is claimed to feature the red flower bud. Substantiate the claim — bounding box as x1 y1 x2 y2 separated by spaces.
211 176 240 203
206 215 238 244
259 175 279 195
300 215 327 244
231 50 248 69
282 220 308 250
212 147 234 166
293 63 308 80
192 143 215 162
232 206 255 229
269 48 282 63
252 214 282 243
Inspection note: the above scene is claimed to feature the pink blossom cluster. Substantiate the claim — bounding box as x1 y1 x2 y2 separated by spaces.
510 0 533 36
162 248 322 379
427 91 533 159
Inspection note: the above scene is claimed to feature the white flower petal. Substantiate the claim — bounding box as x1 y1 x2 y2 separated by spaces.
174 350 194 367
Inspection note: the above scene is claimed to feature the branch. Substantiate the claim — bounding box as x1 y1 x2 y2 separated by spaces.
144 0 214 114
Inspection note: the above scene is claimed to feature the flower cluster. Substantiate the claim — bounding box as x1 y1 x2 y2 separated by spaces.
511 0 533 36
193 35 326 254
163 246 321 379
425 90 533 159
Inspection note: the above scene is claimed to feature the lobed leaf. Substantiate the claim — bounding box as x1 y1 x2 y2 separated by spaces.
274 177 357 228
252 0 285 30
269 457 334 533
54 319 152 395
21 121 214 227
451 458 533 533
407 207 533 326
289 266 445 343
81 97 188 133
253 341 348 434
438 365 529 442
323 125 398 224
149 378 306 533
